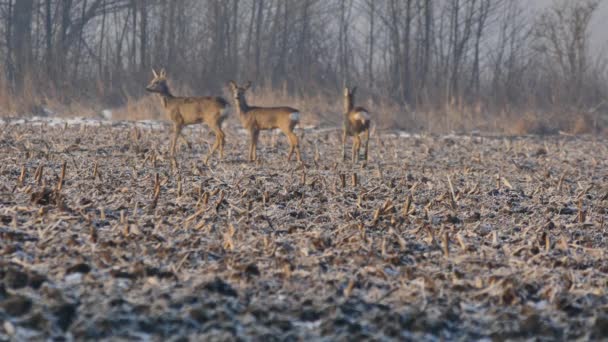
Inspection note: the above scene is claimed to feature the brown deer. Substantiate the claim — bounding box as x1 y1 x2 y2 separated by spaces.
228 81 302 162
342 86 371 162
146 69 229 163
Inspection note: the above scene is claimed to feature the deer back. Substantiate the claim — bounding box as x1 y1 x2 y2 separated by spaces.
345 106 370 134
244 106 300 131
165 96 229 125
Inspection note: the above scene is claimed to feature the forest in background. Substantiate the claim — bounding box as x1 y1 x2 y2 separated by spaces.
0 0 606 133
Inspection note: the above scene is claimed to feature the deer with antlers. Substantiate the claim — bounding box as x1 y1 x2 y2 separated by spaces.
146 69 229 163
228 81 302 162
342 86 371 162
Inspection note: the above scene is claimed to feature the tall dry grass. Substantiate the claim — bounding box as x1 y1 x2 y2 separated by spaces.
0 74 605 136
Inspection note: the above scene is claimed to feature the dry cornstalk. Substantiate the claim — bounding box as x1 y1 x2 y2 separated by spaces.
352 173 358 187
578 198 585 223
446 175 457 209
153 173 160 198
223 224 236 251
92 161 99 180
425 225 435 245
390 228 406 251
90 225 98 243
456 233 467 252
186 207 207 223
402 194 412 217
344 279 356 298
177 173 182 198
381 237 388 257
557 172 566 191
576 185 593 200
57 161 66 191
263 190 269 205
442 231 450 257
501 177 513 190
372 208 381 225
34 164 44 185
215 190 225 212
18 165 26 186
467 183 478 195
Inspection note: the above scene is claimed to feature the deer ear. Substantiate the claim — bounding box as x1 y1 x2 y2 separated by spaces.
344 87 350 96
228 80 237 90
244 81 252 90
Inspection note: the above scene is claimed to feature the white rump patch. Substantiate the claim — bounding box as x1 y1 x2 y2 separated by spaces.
354 111 370 122
290 112 300 121
220 108 229 118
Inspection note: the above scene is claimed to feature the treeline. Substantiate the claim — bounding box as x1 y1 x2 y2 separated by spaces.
0 0 606 132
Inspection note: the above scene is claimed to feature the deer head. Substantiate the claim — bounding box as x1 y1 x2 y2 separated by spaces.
228 80 252 102
344 86 357 113
146 69 170 94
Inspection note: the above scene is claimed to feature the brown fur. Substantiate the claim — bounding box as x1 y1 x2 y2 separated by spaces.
342 86 371 162
229 81 302 162
146 69 228 163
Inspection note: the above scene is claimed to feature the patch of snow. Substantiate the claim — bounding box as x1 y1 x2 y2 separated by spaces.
64 272 83 284
101 109 113 120
0 116 170 130
293 320 322 330
41 107 55 117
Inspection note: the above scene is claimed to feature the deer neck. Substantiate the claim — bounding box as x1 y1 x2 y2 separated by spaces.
234 96 250 120
157 83 174 108
344 97 354 115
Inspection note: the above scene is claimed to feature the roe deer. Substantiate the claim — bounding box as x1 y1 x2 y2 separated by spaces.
228 81 302 162
342 86 371 162
146 69 229 163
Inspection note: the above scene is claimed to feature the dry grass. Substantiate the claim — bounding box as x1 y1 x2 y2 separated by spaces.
0 75 606 136
111 95 164 121
1 119 608 340
571 115 595 135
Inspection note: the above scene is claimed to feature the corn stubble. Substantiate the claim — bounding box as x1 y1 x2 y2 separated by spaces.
0 121 607 340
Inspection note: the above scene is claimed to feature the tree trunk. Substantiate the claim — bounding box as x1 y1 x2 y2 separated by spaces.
12 0 34 92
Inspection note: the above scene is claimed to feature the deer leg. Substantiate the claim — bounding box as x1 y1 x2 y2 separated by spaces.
218 127 226 159
287 141 295 161
253 130 259 161
249 130 259 162
294 133 302 162
286 131 300 162
205 125 225 163
363 128 370 161
204 128 219 164
179 134 191 150
352 135 361 163
171 123 183 157
248 133 254 162
285 131 294 161
341 130 347 161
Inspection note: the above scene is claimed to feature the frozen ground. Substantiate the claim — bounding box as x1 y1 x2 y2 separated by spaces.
1 118 608 340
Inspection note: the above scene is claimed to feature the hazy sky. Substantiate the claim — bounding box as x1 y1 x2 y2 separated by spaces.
590 2 608 54
534 0 608 55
